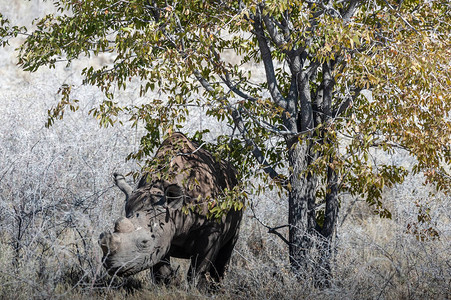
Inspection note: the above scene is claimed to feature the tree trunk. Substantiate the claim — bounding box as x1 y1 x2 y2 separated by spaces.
317 160 339 287
288 137 339 287
287 138 317 274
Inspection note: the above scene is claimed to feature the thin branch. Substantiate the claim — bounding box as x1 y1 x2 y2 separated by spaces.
332 86 362 117
250 201 290 245
340 197 363 226
176 142 207 156
382 0 420 34
220 71 259 102
252 7 287 111
341 0 361 22
262 14 286 47
240 106 296 136
231 108 282 182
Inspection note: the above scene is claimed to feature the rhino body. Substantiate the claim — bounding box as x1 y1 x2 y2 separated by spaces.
99 133 242 284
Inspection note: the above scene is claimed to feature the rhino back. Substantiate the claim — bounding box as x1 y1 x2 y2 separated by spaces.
127 133 238 215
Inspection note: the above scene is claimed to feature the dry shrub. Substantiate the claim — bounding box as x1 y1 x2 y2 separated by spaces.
334 217 450 300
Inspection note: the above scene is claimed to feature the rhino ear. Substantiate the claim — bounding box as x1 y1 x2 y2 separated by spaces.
164 184 185 210
113 173 133 200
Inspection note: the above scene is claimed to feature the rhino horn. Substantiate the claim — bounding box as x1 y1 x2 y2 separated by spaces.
99 231 121 255
113 173 133 202
114 217 135 233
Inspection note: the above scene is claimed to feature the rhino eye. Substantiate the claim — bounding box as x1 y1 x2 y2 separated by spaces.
136 213 140 217
139 239 150 248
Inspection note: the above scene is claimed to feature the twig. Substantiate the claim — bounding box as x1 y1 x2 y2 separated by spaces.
382 0 420 34
250 201 290 245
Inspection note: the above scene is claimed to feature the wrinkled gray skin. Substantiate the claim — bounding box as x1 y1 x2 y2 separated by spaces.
99 133 242 284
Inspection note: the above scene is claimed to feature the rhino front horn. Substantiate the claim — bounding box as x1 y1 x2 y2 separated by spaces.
99 231 121 255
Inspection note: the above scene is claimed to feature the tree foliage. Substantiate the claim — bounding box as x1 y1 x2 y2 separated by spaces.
2 0 450 284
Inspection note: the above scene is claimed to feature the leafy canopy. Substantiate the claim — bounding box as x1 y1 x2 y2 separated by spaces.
1 0 450 220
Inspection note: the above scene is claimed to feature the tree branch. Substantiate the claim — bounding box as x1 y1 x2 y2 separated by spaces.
297 62 320 131
240 106 296 136
254 8 301 133
220 71 259 102
231 108 282 182
341 0 361 22
262 14 286 47
332 86 362 117
381 0 420 34
323 61 335 118
250 201 290 245
193 69 284 185
252 8 287 112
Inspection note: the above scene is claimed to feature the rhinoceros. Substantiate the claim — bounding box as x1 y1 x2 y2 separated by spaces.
99 133 242 285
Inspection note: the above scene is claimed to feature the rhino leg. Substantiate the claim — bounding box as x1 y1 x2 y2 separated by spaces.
187 235 222 287
150 256 176 284
209 232 240 282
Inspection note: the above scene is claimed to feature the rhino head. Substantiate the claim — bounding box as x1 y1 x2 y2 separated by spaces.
99 174 184 277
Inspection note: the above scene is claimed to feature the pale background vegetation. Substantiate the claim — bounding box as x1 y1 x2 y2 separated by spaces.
0 2 449 299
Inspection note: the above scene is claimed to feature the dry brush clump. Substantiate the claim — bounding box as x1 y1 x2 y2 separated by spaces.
330 171 450 299
0 7 140 296
335 219 449 299
0 60 141 298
